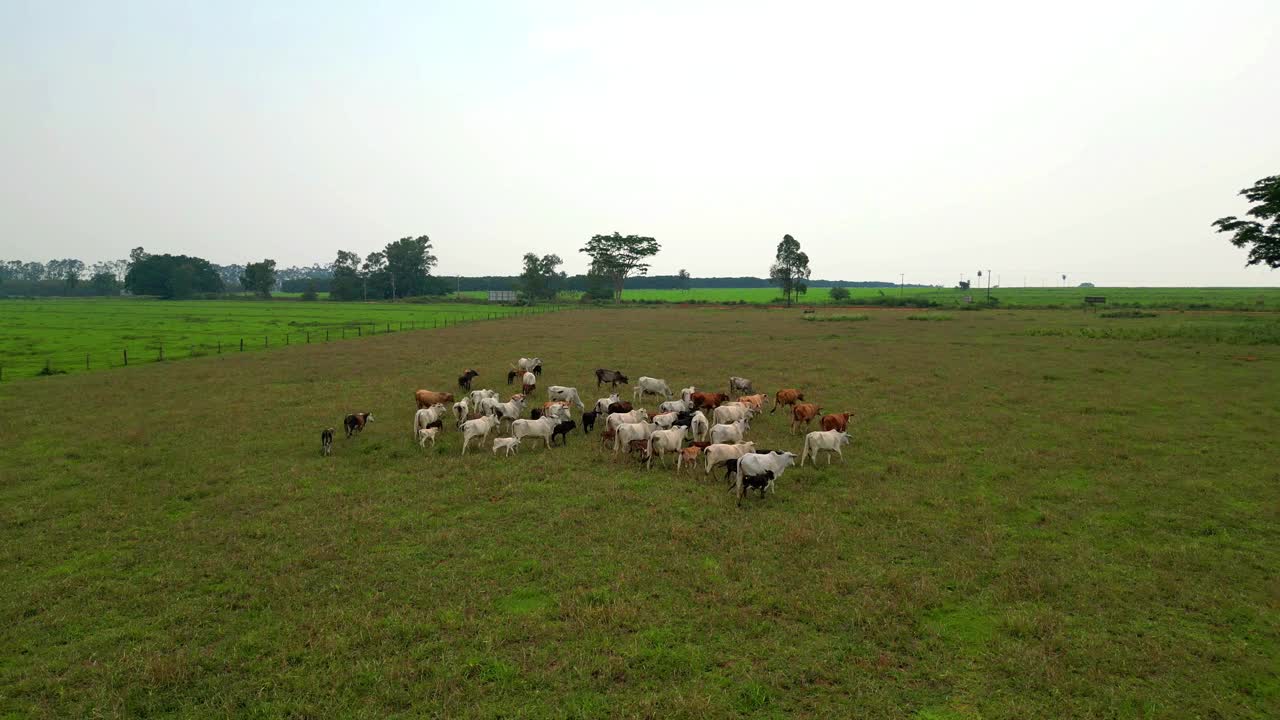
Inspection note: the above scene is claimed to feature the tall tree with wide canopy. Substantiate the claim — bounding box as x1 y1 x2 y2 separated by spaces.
329 250 364 301
519 253 565 301
1214 175 1280 268
239 259 278 298
124 254 224 298
383 235 437 298
578 232 660 302
769 234 811 307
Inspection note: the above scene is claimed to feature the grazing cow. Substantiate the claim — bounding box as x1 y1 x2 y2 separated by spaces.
547 386 585 411
691 411 710 442
728 376 753 397
734 452 798 503
712 403 753 426
709 419 749 445
613 421 659 455
415 389 455 409
522 371 537 396
344 412 373 438
417 427 440 448
460 415 499 455
511 415 559 450
704 441 756 476
607 400 633 415
791 403 822 434
321 428 334 456
633 376 673 401
457 369 480 391
606 408 650 430
414 404 447 438
738 394 767 412
801 430 852 466
594 393 620 415
551 419 577 446
821 412 855 432
492 437 521 456
581 410 598 434
659 399 691 414
691 392 729 412
736 470 776 503
507 369 520 386
452 399 469 427
771 389 805 414
646 426 689 468
491 395 527 429
677 446 702 472
594 369 629 389
469 388 498 406
517 357 542 371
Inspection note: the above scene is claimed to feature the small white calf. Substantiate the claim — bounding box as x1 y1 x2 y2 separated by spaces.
634 376 672 401
613 421 659 455
709 419 749 445
511 416 559 449
492 436 522 456
547 386 585 410
801 430 851 466
460 415 499 455
646 426 689 468
704 442 756 475
417 427 440 447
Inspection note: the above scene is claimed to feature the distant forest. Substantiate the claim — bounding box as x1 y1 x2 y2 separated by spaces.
283 275 935 293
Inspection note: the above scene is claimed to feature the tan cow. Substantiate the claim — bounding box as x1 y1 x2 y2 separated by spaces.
772 388 805 414
790 402 822 434
415 389 455 408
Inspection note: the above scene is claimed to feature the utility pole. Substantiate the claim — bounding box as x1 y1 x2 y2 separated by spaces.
899 273 904 298
986 269 991 301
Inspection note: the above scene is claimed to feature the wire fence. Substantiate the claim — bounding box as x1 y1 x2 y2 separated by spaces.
0 305 569 382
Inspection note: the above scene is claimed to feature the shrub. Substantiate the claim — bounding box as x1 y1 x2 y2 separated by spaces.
1100 310 1156 319
803 313 869 322
829 286 851 302
907 314 953 321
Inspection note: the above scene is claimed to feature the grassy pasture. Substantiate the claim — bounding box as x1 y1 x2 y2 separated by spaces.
460 286 1280 309
1 307 1277 718
0 298 551 379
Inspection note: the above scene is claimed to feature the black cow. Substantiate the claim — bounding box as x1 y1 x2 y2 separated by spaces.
551 419 577 446
594 368 628 388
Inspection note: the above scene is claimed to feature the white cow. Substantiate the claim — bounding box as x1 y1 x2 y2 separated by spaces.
801 430 851 466
517 357 542 371
511 416 559 449
709 419 749 445
659 399 691 413
634 376 672 401
460 415 499 455
522 371 537 388
691 411 710 442
735 451 799 500
613 421 659 455
492 437 521 456
594 393 620 415
646 426 689 468
547 386 585 410
728 376 753 397
606 408 650 430
417 427 440 448
452 398 469 427
413 404 447 438
477 395 502 417
712 404 753 426
469 388 498 406
681 386 697 403
541 402 572 421
652 412 680 429
704 441 756 475
491 395 527 429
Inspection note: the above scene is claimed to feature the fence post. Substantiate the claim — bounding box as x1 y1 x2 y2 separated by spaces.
326 330 330 341
286 333 289 346
240 338 244 352
434 318 437 328
85 354 90 371
357 326 361 337
124 348 128 366
45 358 51 374
159 346 164 361
387 322 391 333
306 332 310 343
265 336 268 348
218 340 222 354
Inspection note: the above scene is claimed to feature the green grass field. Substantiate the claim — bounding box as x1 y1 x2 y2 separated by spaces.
463 286 1280 309
0 298 557 379
1 306 1276 717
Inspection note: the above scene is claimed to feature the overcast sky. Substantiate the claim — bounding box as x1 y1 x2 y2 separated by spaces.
2 0 1277 286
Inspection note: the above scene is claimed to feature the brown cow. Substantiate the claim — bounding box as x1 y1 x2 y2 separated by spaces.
415 390 455 408
691 392 729 411
821 412 855 432
677 446 702 472
772 389 805 414
791 403 822 434
344 412 374 438
738 393 767 412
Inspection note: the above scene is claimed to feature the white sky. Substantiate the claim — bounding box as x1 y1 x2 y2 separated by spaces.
2 0 1277 286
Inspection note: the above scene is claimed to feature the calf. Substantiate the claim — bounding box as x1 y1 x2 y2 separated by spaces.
595 368 629 388
344 412 373 438
791 403 822 434
737 470 776 503
627 438 652 463
728 376 753 397
801 430 851 466
492 437 521 456
600 425 617 449
677 446 702 472
415 389 455 408
321 428 334 456
507 369 520 386
581 410 598 434
771 388 804 414
821 412 855 432
522 371 537 396
452 399 469 427
457 368 479 391
417 427 440 448
551 419 577 446
541 401 572 421
734 451 798 504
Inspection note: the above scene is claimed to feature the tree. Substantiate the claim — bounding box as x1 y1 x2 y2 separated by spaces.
330 250 364 301
124 254 223 298
519 253 565 302
240 259 278 298
89 272 121 295
768 234 811 307
829 286 850 302
579 232 661 302
362 252 387 301
383 235 437 298
1214 175 1280 268
677 268 691 292
301 280 319 301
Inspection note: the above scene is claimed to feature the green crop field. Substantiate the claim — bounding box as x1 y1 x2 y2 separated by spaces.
0 298 560 380
465 286 1280 309
1 306 1276 717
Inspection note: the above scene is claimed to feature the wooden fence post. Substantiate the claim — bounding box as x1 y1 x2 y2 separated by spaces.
357 326 361 337
265 336 268 348
306 332 310 343
159 346 164 361
285 334 289 346
124 348 128 366
85 354 89 371
240 338 245 352
218 340 221 354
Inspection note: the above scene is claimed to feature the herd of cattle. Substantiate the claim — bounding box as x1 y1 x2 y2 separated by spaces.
327 357 853 505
